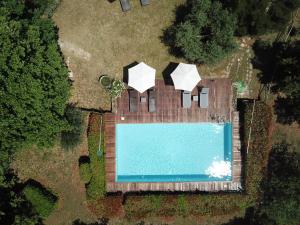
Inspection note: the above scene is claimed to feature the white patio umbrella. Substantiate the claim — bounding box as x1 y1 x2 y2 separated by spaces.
171 63 201 91
128 62 156 93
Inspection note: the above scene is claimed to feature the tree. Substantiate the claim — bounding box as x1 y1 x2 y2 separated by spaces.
164 0 237 64
23 180 58 219
61 104 84 150
0 0 71 156
221 142 300 225
222 0 300 35
256 142 300 225
253 40 300 124
0 171 44 225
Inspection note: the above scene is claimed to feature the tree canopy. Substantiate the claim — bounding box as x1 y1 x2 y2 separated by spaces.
164 0 237 64
0 171 44 225
253 40 300 124
0 0 71 160
222 0 300 35
222 142 300 225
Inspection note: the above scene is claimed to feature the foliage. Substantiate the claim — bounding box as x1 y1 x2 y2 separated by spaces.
221 142 300 225
241 101 272 203
79 161 92 184
0 0 71 157
164 0 237 64
253 40 300 124
79 162 92 184
99 75 112 89
61 105 84 150
23 181 58 218
108 79 125 99
222 0 300 35
0 172 44 225
86 113 105 199
72 217 109 225
256 142 300 225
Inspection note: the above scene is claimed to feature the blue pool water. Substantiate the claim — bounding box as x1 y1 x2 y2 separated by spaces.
116 123 232 182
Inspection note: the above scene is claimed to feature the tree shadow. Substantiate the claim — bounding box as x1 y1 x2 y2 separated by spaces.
162 62 178 85
78 155 90 165
123 61 139 84
160 2 192 57
72 217 109 225
274 97 298 125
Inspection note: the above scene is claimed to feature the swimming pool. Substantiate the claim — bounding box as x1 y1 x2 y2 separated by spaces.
116 123 232 182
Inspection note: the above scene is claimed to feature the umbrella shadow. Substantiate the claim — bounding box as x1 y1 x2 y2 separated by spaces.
123 61 139 84
162 62 178 86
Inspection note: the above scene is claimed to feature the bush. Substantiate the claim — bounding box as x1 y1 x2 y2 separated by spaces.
23 181 57 218
241 101 272 204
31 0 61 17
79 160 92 184
61 105 84 150
86 113 106 199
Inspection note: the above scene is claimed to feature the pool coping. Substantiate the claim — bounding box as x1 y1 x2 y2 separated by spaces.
104 79 242 193
104 111 242 193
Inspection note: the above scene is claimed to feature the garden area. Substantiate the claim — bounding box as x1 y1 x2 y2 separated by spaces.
1 0 300 224
53 0 264 111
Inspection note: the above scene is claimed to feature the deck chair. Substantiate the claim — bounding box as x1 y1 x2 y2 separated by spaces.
129 89 138 112
182 90 191 108
140 0 150 6
199 88 209 108
148 89 156 112
120 0 131 12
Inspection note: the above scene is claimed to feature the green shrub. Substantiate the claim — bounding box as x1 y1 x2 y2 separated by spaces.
164 0 237 64
32 0 61 17
79 161 92 184
86 113 106 199
23 181 57 218
177 195 188 216
61 105 84 150
242 101 272 204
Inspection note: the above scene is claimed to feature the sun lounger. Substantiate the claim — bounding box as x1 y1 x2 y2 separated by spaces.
129 89 138 112
199 87 209 108
182 90 191 108
140 0 150 6
120 0 131 12
148 89 156 112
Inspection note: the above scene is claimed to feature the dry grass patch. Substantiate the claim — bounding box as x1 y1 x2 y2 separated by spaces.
11 114 97 225
54 0 257 110
53 0 185 110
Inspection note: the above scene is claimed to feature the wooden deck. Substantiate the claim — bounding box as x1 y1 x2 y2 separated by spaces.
104 79 242 193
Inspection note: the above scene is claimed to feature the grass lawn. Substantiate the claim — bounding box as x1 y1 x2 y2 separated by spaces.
53 0 259 111
11 114 97 225
53 0 185 110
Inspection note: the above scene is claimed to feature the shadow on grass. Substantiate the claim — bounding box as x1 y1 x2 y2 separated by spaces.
72 217 109 225
160 2 192 58
162 62 178 85
123 61 139 84
78 155 90 165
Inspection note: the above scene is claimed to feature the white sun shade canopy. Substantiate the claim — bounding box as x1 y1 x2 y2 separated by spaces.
128 62 156 93
171 63 201 91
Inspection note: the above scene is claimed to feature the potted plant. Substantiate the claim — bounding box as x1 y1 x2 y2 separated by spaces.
99 75 112 90
108 79 126 99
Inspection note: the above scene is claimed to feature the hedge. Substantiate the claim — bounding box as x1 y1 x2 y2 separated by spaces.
79 161 92 184
124 101 272 219
86 113 106 199
23 181 58 218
